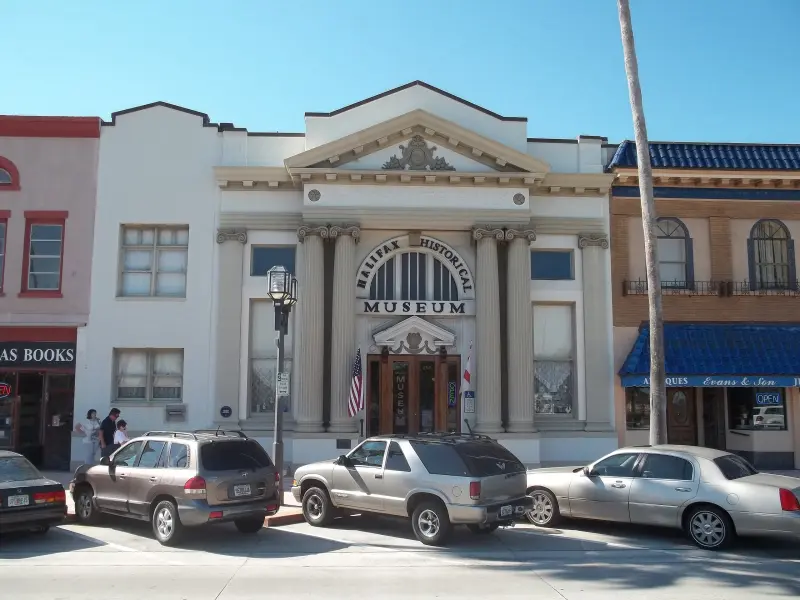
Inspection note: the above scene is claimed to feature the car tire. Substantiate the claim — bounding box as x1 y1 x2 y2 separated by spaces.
152 500 184 547
467 523 500 535
685 505 735 550
525 488 561 528
302 487 334 527
411 500 451 546
74 488 99 525
234 516 265 534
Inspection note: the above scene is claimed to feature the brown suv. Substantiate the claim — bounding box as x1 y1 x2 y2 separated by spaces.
69 429 279 545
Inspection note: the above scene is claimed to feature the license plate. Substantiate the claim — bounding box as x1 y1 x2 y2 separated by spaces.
8 495 29 507
233 484 251 497
500 505 512 517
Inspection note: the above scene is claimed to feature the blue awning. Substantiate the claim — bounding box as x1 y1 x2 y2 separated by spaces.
619 323 800 388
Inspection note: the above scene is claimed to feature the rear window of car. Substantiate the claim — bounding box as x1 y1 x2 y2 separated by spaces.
409 440 525 477
0 456 41 483
200 440 273 472
714 454 758 480
410 441 469 476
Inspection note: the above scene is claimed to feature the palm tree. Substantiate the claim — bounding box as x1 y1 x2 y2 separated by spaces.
617 0 667 444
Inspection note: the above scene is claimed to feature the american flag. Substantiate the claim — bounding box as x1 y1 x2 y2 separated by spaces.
348 348 364 418
461 341 472 397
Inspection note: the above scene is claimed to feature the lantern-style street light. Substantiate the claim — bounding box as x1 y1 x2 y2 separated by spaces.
266 265 298 502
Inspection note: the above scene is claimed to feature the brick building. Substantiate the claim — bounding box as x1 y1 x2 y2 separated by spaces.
608 141 800 469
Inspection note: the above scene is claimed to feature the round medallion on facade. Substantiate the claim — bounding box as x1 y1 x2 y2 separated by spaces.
513 193 526 206
308 189 321 202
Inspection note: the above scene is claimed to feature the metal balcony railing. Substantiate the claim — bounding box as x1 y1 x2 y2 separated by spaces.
622 280 725 296
730 280 800 296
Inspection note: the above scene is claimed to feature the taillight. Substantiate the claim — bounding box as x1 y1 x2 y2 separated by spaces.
779 488 800 511
33 490 66 504
184 476 207 496
469 481 481 500
275 472 280 484
208 511 223 520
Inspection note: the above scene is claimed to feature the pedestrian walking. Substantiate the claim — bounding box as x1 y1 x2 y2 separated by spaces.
74 409 101 465
99 408 121 458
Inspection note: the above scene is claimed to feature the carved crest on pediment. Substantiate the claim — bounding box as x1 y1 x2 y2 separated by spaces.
382 135 456 171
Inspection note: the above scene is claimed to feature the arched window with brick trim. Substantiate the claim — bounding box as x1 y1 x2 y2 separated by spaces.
656 217 694 289
0 156 20 191
748 219 795 290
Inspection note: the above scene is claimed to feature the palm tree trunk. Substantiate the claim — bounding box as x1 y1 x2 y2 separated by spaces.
617 0 667 445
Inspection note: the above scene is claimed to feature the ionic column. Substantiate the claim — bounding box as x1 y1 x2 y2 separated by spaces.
328 225 361 433
472 227 504 433
579 233 614 431
214 229 247 425
505 229 537 433
292 225 328 432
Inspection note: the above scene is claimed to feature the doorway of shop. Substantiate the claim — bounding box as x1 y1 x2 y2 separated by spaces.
666 388 698 446
365 354 461 437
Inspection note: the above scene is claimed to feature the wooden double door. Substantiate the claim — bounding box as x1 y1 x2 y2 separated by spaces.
366 355 461 437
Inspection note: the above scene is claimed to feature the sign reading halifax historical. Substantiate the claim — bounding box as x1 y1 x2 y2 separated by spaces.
621 374 800 388
0 342 76 368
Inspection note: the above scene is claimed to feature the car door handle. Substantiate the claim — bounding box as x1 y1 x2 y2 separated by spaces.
675 487 692 492
117 474 126 479
610 482 626 488
374 473 383 479
149 477 158 482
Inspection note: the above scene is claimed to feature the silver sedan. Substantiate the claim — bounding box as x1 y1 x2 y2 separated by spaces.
524 445 800 550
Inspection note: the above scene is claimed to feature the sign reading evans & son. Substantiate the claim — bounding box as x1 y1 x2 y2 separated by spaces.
621 374 800 388
0 342 76 368
356 236 474 297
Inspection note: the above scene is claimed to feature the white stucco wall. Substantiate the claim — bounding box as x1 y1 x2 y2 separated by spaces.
72 106 221 467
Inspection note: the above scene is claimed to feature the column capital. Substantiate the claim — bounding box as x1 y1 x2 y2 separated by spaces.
578 232 610 249
505 228 537 242
216 228 247 244
329 224 361 243
297 225 330 243
472 227 505 242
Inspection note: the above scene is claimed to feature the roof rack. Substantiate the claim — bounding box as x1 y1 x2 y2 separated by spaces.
419 432 495 441
193 428 249 439
143 431 198 440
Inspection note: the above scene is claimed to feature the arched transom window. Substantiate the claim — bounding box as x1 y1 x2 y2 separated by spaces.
656 217 693 288
748 219 796 290
369 251 459 301
0 169 11 185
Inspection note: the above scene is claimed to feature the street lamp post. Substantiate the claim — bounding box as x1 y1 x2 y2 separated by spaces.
266 265 297 504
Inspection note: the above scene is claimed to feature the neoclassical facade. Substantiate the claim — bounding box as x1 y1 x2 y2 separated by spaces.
74 81 618 469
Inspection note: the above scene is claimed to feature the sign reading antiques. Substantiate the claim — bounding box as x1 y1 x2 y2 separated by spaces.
359 300 475 316
356 235 474 298
621 374 800 388
0 342 76 368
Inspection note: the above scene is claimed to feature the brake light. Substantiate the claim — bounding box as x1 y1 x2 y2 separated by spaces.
266 503 278 512
209 511 223 520
469 481 481 500
275 472 280 484
33 490 66 504
184 476 207 496
779 488 800 511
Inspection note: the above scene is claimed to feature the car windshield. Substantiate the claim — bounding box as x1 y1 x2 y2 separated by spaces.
713 454 759 480
200 440 273 471
0 456 42 483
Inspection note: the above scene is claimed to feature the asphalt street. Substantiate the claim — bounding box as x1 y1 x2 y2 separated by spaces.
1 514 798 600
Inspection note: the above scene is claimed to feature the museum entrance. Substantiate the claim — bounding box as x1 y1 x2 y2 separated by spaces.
366 354 461 436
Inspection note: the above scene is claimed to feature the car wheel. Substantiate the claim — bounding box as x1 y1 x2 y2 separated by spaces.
74 488 98 525
526 488 561 527
234 516 265 534
685 505 735 550
467 523 499 535
152 500 184 546
302 487 334 527
411 501 451 546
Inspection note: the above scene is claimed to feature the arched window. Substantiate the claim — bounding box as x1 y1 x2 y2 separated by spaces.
0 156 20 191
748 219 795 290
656 217 693 288
369 251 459 301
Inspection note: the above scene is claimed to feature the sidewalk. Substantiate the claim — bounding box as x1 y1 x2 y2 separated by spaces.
42 471 304 528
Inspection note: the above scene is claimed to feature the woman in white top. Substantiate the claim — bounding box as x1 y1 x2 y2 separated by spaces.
74 409 101 466
113 420 129 445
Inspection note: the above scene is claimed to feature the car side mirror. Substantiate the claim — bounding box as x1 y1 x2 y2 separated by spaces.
583 466 596 477
100 456 110 466
337 454 351 467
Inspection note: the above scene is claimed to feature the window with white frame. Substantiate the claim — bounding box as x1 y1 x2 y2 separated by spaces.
533 304 575 415
249 299 293 415
115 349 184 402
119 226 189 297
27 223 64 291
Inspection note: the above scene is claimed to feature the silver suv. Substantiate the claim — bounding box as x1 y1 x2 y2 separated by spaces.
291 433 532 545
70 429 279 545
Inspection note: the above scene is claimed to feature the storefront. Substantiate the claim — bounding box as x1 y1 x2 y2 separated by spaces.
0 328 77 470
618 323 800 469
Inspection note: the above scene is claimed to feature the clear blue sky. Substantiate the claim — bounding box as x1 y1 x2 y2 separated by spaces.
3 0 799 144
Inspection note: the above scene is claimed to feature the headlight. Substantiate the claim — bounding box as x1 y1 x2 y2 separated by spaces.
291 479 299 487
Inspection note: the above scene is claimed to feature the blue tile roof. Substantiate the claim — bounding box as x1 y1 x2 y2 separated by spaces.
619 323 800 378
607 141 800 171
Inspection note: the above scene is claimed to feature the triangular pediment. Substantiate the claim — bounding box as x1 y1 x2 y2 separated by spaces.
285 109 550 175
373 316 455 354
